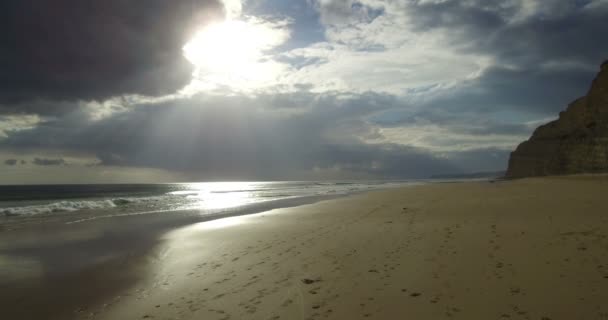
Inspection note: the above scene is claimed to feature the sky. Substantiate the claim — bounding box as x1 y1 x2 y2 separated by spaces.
1 0 607 183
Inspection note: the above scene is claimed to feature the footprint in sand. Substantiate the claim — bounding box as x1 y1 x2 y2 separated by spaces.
301 278 321 284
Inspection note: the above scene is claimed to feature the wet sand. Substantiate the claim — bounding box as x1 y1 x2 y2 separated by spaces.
0 196 332 320
3 176 608 319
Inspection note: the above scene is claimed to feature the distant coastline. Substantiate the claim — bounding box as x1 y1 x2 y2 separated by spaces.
429 170 506 180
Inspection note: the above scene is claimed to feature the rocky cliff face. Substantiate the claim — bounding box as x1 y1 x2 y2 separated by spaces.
506 61 608 178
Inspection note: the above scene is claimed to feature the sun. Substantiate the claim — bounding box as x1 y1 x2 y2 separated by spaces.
183 20 259 73
182 19 287 90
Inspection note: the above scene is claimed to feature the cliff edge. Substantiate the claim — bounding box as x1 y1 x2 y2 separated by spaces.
506 61 608 178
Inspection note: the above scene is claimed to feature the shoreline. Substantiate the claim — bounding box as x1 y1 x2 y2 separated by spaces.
2 176 608 319
0 192 351 320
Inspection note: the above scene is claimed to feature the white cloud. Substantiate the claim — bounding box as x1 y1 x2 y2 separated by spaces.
180 0 492 96
368 124 528 152
0 115 41 139
173 0 574 155
278 0 490 95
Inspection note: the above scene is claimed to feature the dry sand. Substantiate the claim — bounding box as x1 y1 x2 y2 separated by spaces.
91 175 608 320
3 176 608 320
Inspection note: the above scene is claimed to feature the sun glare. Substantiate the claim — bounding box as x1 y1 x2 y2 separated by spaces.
182 19 287 91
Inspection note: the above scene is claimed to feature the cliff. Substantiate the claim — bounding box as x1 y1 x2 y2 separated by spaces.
506 60 608 178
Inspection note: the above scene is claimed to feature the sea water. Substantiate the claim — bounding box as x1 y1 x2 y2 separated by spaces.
0 181 423 226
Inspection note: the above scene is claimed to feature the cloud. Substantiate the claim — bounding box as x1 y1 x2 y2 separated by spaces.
313 0 383 25
0 164 185 185
409 64 597 119
0 115 41 138
279 1 488 95
273 0 606 157
96 153 127 167
0 0 607 181
0 91 510 179
33 158 66 166
395 0 608 68
280 0 607 98
0 0 224 111
4 159 18 166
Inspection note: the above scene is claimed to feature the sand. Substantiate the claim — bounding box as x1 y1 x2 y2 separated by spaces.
3 175 608 319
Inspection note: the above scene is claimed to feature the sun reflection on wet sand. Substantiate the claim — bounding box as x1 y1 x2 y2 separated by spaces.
193 216 245 230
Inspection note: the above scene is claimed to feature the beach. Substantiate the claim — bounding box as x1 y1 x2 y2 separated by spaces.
3 176 608 319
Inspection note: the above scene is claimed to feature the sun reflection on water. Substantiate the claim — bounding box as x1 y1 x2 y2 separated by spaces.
170 182 258 210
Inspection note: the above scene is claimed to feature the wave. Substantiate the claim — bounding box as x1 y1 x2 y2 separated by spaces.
1 195 180 217
2 199 118 217
2 181 416 217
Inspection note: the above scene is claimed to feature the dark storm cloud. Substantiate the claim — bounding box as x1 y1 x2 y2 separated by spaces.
369 62 601 141
33 158 66 166
0 0 223 113
96 153 127 167
4 159 18 166
423 65 597 117
0 100 83 117
443 148 512 173
312 0 607 145
0 92 497 179
407 0 608 67
408 0 516 33
311 143 457 178
2 0 605 180
380 0 608 124
483 4 608 66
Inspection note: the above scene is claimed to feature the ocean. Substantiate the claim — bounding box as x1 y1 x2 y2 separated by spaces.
0 181 424 228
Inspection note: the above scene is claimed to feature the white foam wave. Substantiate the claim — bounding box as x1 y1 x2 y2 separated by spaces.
1 193 196 217
1 181 419 217
2 199 117 217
